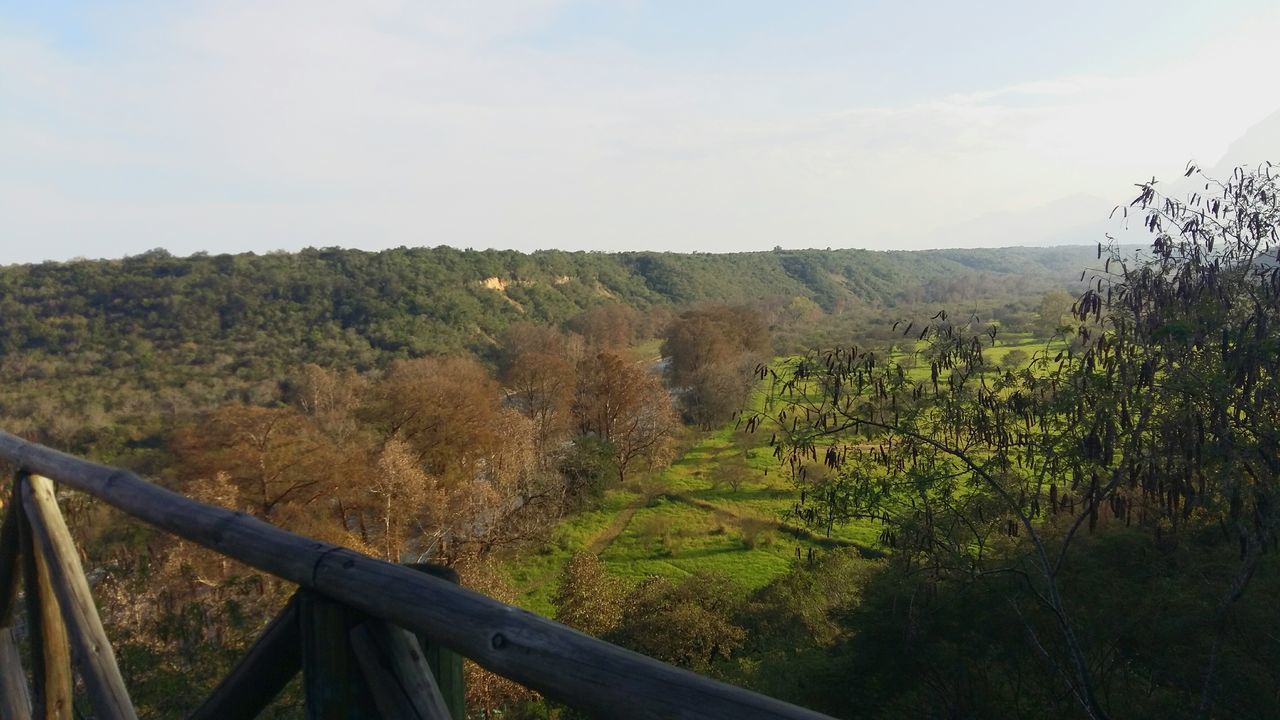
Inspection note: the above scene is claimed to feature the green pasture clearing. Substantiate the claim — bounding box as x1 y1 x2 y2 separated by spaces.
502 414 882 615
502 488 642 616
501 334 1063 617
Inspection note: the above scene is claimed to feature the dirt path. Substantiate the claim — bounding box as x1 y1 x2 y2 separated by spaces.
510 493 650 599
661 490 885 557
583 487 880 558
586 496 646 555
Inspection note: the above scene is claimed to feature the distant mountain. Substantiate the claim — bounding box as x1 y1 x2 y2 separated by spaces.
925 194 1115 249
1145 108 1280 225
1212 108 1280 174
919 110 1280 252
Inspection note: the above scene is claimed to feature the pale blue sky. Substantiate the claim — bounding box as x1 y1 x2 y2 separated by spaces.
2 1 1279 263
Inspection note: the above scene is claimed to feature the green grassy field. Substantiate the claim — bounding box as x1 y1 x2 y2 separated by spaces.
501 411 880 616
502 333 1055 617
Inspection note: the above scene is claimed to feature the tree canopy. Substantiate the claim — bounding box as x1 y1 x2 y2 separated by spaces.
754 164 1280 719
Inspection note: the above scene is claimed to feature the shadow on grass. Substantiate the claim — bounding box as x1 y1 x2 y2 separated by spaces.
776 524 886 556
657 490 888 558
689 485 793 504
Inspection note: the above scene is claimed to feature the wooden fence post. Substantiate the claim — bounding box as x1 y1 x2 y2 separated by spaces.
299 591 378 720
350 620 452 720
21 474 137 720
0 431 842 720
406 564 465 720
299 566 465 720
0 492 33 720
0 626 32 720
0 499 19 623
186 594 302 720
16 476 72 720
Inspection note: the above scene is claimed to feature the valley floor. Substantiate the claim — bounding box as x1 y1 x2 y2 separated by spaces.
502 334 1056 616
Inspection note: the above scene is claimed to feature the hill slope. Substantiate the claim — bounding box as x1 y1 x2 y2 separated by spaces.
0 244 1091 362
0 244 1092 458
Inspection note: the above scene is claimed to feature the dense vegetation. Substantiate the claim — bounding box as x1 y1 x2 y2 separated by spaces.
0 245 1087 363
747 164 1280 718
11 164 1280 720
0 241 1090 717
0 244 1087 468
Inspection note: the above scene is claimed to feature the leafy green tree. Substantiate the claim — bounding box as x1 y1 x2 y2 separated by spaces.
999 347 1030 370
551 560 747 674
552 552 628 636
1035 288 1075 337
557 436 618 506
606 572 746 674
754 164 1280 720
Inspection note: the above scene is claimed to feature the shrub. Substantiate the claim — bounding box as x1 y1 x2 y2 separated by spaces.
738 516 777 550
1000 348 1030 369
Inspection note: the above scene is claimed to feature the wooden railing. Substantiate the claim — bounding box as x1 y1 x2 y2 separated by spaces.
0 431 838 720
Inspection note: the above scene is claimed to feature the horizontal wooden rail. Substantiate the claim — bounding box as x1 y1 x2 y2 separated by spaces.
0 431 837 720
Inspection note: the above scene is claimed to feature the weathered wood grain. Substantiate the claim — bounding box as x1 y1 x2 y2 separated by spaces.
21 474 137 720
0 431 838 720
0 481 22 717
16 479 72 720
0 483 31 719
300 591 378 719
0 498 19 626
404 564 463 720
351 620 451 720
186 594 302 720
0 626 32 720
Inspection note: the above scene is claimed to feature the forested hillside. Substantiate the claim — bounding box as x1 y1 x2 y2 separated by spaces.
0 244 1088 461
3 165 1278 719
0 245 1089 361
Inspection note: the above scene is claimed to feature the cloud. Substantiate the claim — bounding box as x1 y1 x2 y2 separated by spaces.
2 1 1278 263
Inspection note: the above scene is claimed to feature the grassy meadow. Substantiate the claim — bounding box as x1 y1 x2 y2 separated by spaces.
504 332 1058 617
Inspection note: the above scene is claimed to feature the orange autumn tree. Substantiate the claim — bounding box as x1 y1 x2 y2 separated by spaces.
573 350 678 483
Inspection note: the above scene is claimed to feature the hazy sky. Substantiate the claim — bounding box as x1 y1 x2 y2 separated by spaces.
3 1 1279 264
